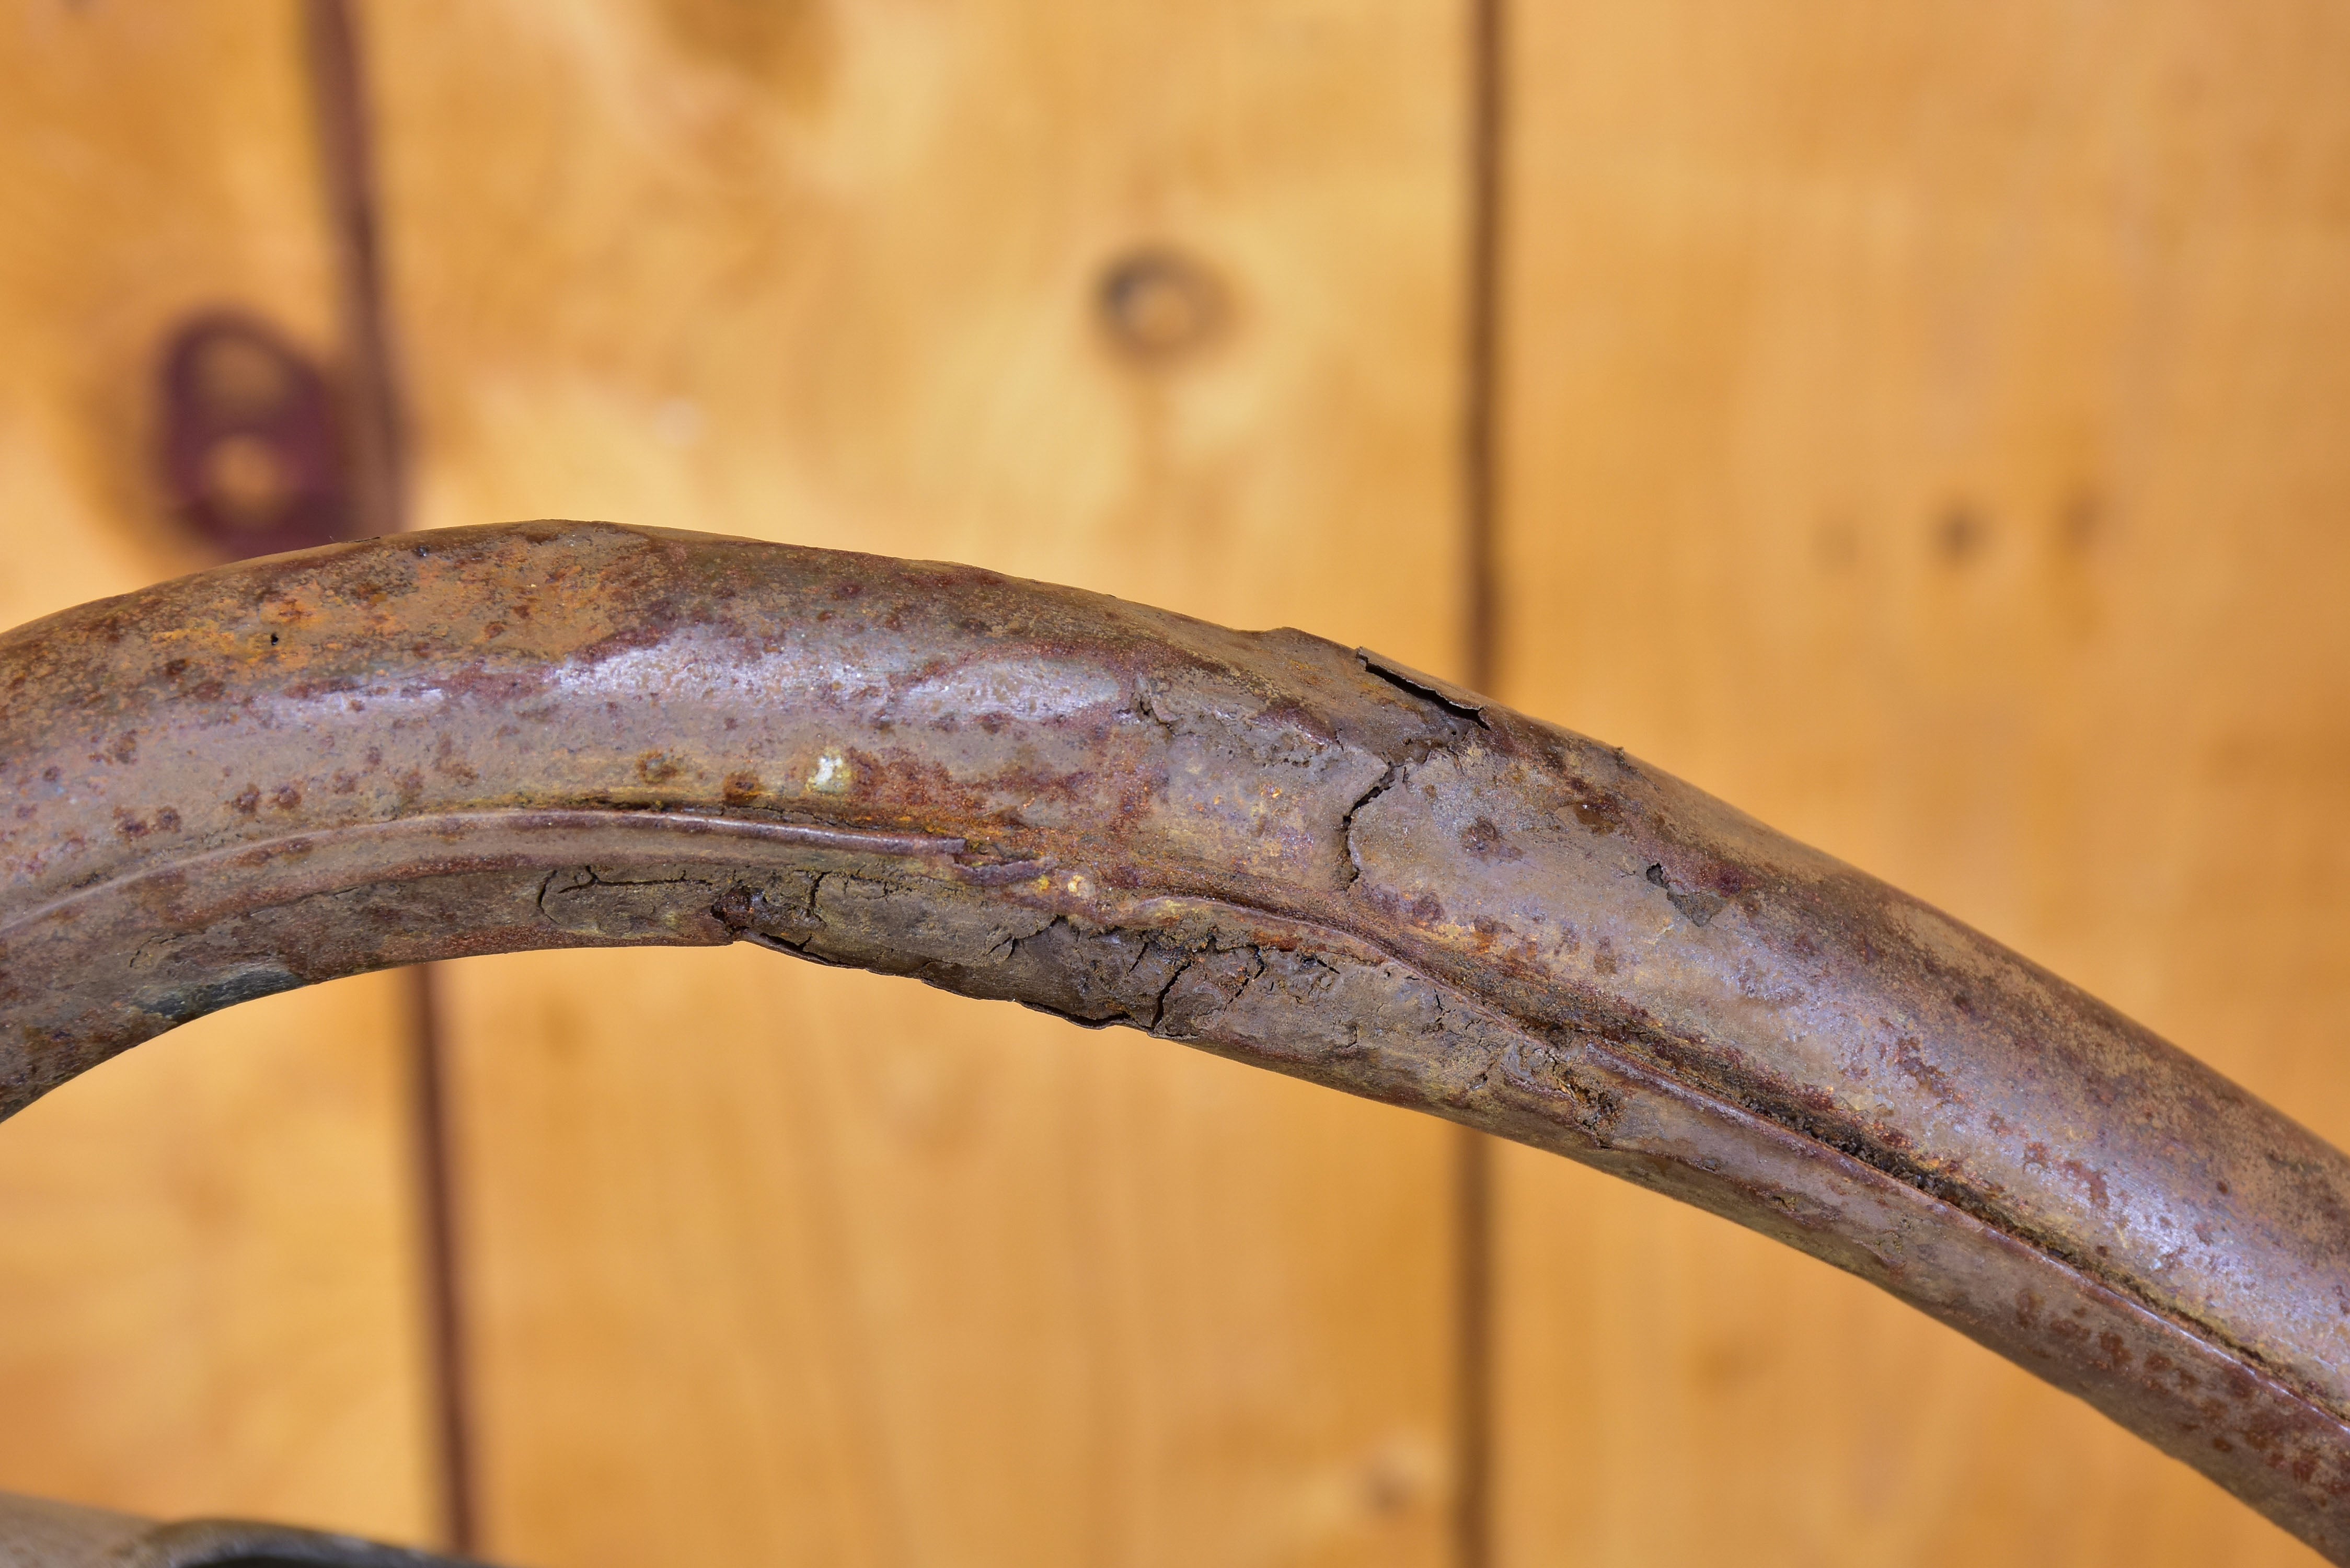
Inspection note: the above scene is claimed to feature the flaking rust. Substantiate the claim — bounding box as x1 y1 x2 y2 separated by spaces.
2 522 2348 1560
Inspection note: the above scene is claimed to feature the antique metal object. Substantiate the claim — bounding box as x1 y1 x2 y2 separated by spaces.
0 1492 476 1568
2 523 2346 1561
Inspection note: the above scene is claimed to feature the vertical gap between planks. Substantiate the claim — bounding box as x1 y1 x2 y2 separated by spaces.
303 0 406 540
1461 0 1505 696
302 1 476 1552
1455 0 1507 1565
403 963 477 1555
1452 1133 1495 1568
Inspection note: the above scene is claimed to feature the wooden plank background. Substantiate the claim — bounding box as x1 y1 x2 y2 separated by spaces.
363 4 1468 1564
1490 6 2350 1564
0 1 437 1541
0 2 2344 1565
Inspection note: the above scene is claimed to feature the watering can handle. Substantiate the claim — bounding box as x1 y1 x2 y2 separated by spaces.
2 522 2346 1563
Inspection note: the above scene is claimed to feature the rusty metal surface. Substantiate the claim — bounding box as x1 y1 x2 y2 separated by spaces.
0 1489 483 1568
1 521 2347 1559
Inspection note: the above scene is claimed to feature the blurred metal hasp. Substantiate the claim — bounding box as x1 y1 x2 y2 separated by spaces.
158 312 354 560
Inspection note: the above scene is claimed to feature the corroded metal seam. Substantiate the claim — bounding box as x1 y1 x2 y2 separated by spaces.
2 523 2347 1559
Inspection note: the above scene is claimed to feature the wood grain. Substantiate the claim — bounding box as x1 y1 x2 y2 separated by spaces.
359 2 1471 1563
0 0 439 1540
1490 3 2350 1564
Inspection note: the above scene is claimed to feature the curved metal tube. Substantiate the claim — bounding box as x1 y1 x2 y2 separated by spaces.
0 1490 484 1568
3 523 2347 1559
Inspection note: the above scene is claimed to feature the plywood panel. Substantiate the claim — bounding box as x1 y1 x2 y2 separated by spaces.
1491 3 2350 1564
0 0 439 1540
363 2 1470 1564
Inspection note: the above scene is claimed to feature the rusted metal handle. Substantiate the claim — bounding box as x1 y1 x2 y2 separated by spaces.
0 1490 482 1568
4 522 2347 1560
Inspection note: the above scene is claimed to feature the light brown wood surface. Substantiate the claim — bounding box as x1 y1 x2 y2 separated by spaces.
0 0 438 1540
1490 3 2350 1564
361 2 1470 1564
7 3 2350 1565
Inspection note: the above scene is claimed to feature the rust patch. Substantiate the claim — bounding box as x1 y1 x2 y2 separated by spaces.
0 522 2344 1562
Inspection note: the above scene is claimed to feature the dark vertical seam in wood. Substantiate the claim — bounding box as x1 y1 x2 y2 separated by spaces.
1453 1125 1494 1568
301 3 476 1553
404 963 477 1555
1456 1 1506 1566
303 0 405 541
1462 0 1504 699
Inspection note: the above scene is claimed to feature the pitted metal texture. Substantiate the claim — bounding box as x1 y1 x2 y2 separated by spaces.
2 523 2345 1559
